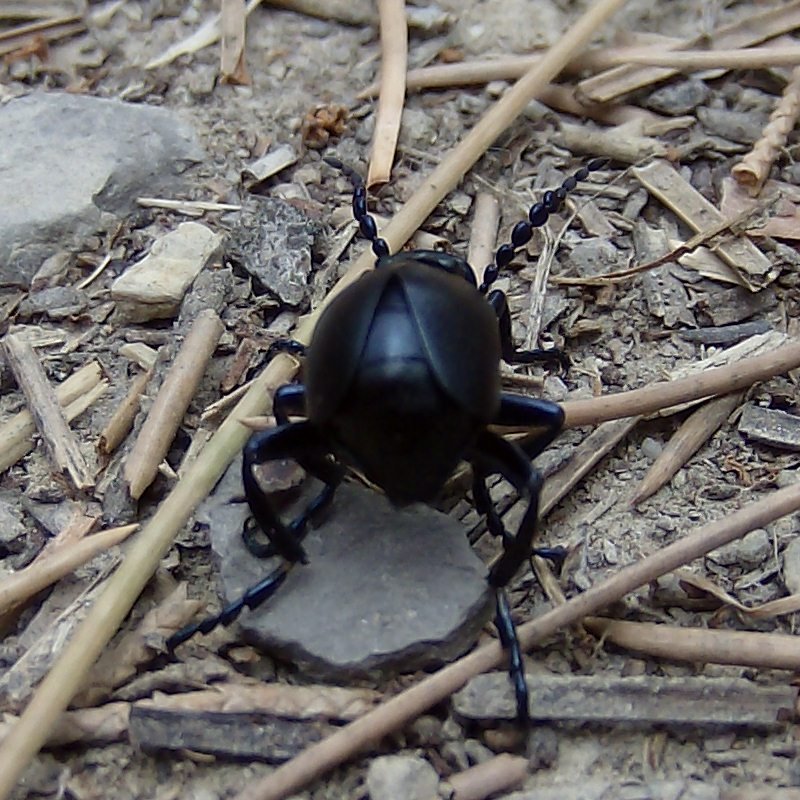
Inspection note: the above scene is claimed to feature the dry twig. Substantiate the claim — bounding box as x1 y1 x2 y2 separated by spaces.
234 481 800 800
447 754 528 800
124 310 224 499
732 66 800 196
367 0 407 188
465 193 500 283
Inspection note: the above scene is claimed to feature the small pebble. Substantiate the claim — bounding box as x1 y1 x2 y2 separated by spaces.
366 755 439 800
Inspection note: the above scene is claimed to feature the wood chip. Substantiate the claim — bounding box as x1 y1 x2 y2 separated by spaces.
129 706 336 762
3 333 95 490
739 404 800 451
453 673 797 728
633 160 775 291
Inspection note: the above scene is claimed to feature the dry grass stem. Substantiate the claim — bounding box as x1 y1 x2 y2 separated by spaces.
359 45 800 99
0 525 137 617
584 616 800 671
220 0 248 84
0 14 84 57
366 0 407 188
447 754 528 800
577 1 800 105
562 339 800 428
124 310 224 500
631 392 744 505
236 481 800 800
465 193 500 283
604 45 800 70
0 361 102 473
98 369 153 455
3 333 94 490
732 66 800 196
294 0 628 345
0 351 297 798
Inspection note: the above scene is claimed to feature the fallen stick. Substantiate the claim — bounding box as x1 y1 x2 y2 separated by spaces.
234 481 800 800
124 310 224 499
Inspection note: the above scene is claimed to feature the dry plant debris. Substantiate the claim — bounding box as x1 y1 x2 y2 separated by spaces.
2 1 800 799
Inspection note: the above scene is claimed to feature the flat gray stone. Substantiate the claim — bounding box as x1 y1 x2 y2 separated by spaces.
0 92 204 287
225 196 319 307
209 478 493 680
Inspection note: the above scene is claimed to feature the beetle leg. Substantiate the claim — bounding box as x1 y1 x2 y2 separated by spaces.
469 429 552 724
167 423 342 651
486 289 569 372
167 561 291 650
272 383 306 426
242 421 342 564
496 393 564 460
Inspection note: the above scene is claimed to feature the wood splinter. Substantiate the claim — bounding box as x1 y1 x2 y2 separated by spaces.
2 333 95 490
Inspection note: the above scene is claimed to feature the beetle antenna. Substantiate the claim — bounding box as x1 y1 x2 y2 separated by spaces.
479 157 608 294
323 156 391 260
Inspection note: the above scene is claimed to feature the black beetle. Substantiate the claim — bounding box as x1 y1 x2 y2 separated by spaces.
169 155 607 722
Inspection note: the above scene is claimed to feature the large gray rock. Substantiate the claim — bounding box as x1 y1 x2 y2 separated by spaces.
206 474 493 680
0 92 204 286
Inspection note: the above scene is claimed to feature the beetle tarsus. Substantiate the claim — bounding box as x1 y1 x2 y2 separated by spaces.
166 562 290 651
495 589 530 724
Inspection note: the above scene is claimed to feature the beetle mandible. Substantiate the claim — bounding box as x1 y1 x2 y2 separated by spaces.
169 155 607 723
